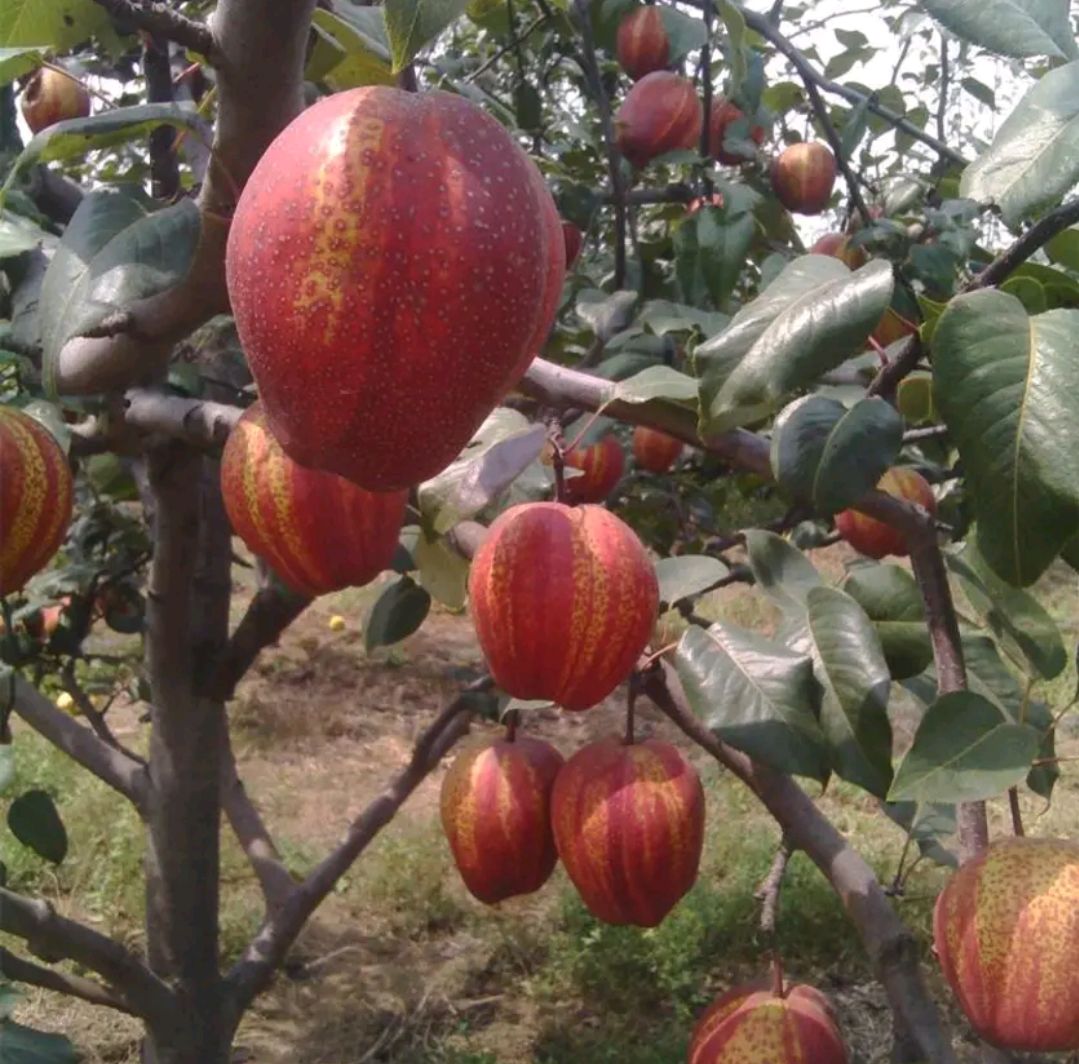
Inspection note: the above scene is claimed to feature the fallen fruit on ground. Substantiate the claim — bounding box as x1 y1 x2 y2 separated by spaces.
219 403 407 597
616 6 670 81
468 502 658 710
226 85 564 491
835 467 935 560
810 231 867 270
615 72 702 169
551 736 704 926
440 735 565 903
633 425 683 473
689 982 849 1063
770 141 836 215
20 66 91 133
563 433 625 503
933 836 1079 1052
707 98 765 165
0 405 74 596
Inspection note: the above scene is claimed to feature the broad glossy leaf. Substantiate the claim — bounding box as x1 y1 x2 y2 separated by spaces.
696 256 893 433
657 7 707 62
888 691 1039 803
39 193 200 395
770 395 902 515
946 536 1066 678
0 210 53 259
414 534 469 609
7 789 67 864
0 45 42 85
806 586 894 797
311 9 395 87
932 291 1079 585
577 289 637 340
744 530 822 611
364 576 431 651
844 564 931 678
0 0 111 49
418 408 546 534
638 299 728 337
674 207 755 310
0 1020 78 1064
881 801 958 867
674 624 829 782
716 0 747 99
918 0 1077 59
960 60 1079 225
7 104 205 189
612 365 697 406
384 0 469 70
654 555 728 607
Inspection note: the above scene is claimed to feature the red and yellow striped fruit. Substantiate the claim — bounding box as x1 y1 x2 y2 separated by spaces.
0 406 73 596
219 403 407 597
689 983 849 1063
933 836 1079 1052
20 66 90 134
707 98 765 165
835 467 935 560
615 72 702 169
770 142 836 215
440 735 565 903
468 502 658 711
226 86 564 492
562 221 583 268
551 737 703 926
616 7 670 82
632 425 682 474
563 433 624 503
810 231 867 270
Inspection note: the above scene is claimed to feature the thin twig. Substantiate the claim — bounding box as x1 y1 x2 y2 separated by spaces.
88 0 216 58
936 33 949 146
467 14 548 82
755 837 792 936
1008 787 1025 837
0 947 137 1016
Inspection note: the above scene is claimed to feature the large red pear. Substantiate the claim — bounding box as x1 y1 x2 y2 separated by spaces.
226 86 564 491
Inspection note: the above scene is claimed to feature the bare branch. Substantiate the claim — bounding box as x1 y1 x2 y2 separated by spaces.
202 580 311 702
0 888 173 1023
124 388 244 450
89 0 215 59
970 196 1079 290
0 947 137 1016
755 837 793 937
227 677 492 1012
8 676 148 810
642 665 958 1064
221 731 296 913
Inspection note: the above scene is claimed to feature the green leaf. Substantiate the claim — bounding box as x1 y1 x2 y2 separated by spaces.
413 534 469 609
945 536 1066 679
657 7 707 63
960 60 1079 226
744 529 822 613
654 555 728 607
364 576 432 651
696 257 893 433
612 365 697 406
716 0 747 99
0 747 13 795
932 290 1079 585
674 207 755 310
514 82 543 132
881 801 958 867
0 0 112 50
6 103 205 192
310 9 395 88
384 0 470 71
962 76 996 108
843 564 932 679
674 624 830 782
770 395 902 516
39 192 200 396
806 586 894 798
917 0 1077 60
418 408 546 534
0 209 53 258
577 289 637 340
638 299 728 336
7 789 67 864
888 691 1039 803
0 1020 78 1064
0 45 43 86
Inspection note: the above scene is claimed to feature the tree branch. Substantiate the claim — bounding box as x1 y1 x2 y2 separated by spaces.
89 0 215 58
0 947 137 1016
0 888 173 1023
220 731 297 913
643 665 958 1064
226 677 492 1013
571 0 627 288
124 388 244 449
8 676 148 810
